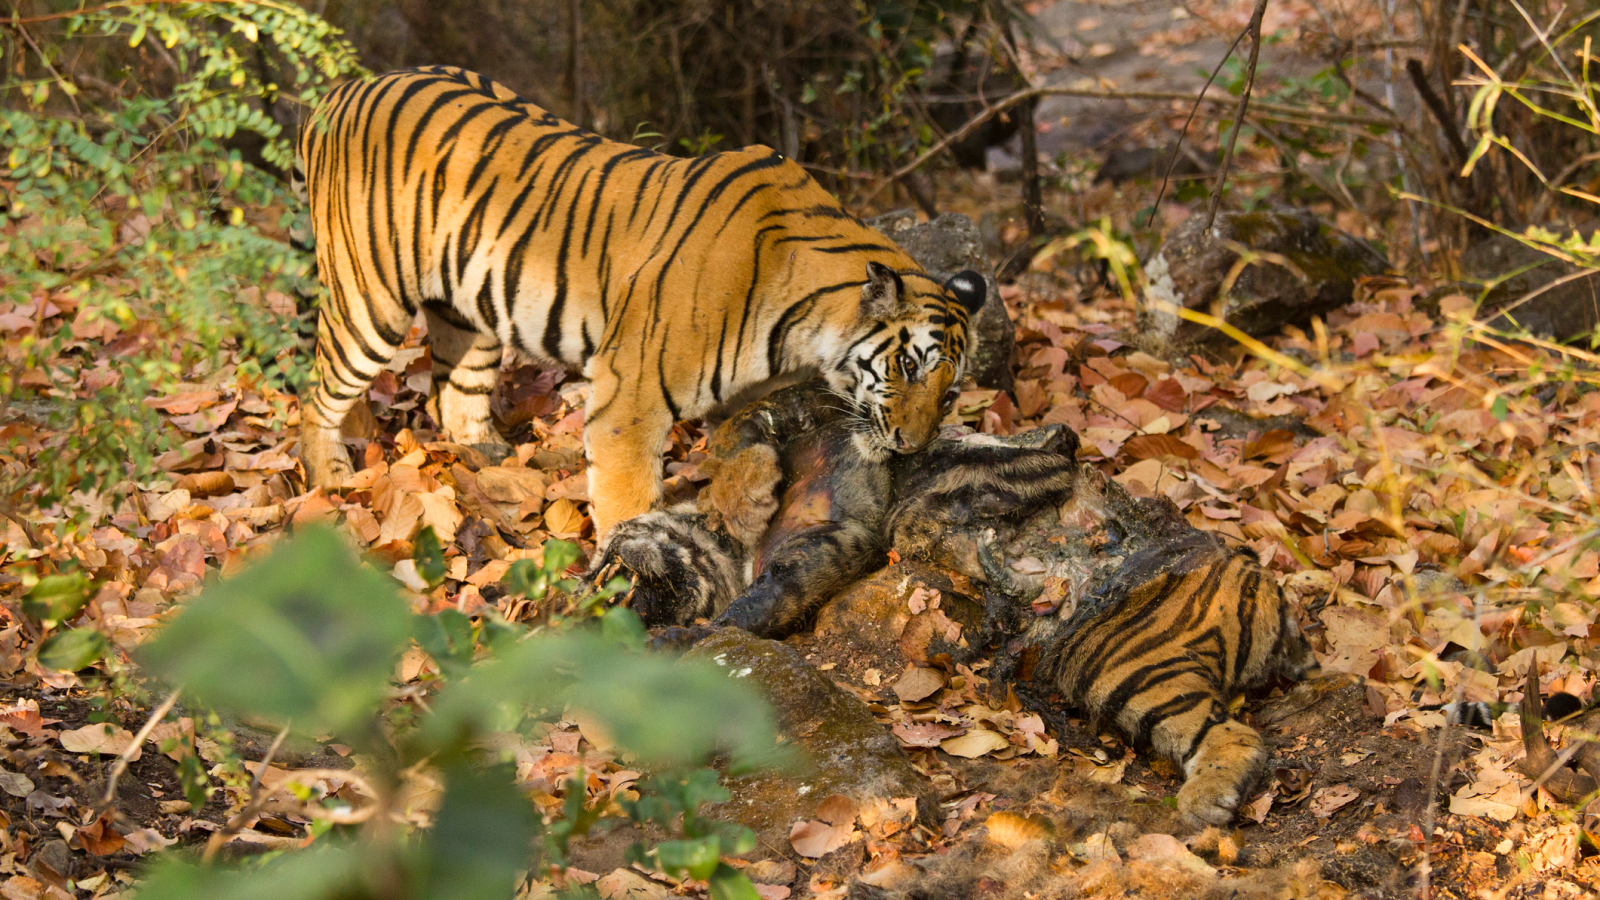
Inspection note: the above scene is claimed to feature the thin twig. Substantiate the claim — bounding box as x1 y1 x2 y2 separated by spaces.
201 722 291 864
1404 58 1470 166
1205 0 1269 230
1381 0 1428 265
7 0 171 25
9 20 82 116
96 688 181 813
858 83 1396 207
1150 22 1251 227
1416 590 1481 899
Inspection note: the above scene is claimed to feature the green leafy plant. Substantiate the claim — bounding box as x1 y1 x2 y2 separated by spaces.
132 528 780 899
0 2 362 517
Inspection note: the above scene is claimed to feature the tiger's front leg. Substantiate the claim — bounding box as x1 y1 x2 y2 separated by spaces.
1132 684 1267 827
713 520 885 638
583 357 675 540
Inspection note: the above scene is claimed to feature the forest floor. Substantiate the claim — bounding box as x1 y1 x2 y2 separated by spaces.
4 0 1600 897
5 239 1600 898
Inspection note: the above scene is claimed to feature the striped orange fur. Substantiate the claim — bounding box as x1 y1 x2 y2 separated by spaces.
297 66 986 537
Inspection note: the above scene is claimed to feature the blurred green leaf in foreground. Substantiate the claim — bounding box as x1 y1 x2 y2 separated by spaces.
133 527 780 899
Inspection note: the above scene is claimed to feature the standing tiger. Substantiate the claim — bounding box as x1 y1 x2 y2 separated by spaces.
297 66 986 537
593 381 1315 826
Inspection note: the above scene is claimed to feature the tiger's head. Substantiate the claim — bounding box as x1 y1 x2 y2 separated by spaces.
830 261 987 459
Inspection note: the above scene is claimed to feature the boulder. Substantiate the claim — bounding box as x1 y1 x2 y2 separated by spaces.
868 211 1016 391
1459 232 1600 342
1141 207 1390 350
685 629 936 847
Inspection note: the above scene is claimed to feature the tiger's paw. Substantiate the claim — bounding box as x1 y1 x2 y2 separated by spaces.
1176 722 1267 827
300 427 354 491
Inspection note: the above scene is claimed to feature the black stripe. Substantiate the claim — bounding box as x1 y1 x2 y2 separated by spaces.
402 85 480 172
543 167 594 363
766 282 859 374
463 116 520 195
583 148 653 256
1181 708 1231 764
814 242 895 254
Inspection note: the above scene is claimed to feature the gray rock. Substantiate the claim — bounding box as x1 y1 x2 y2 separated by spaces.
1460 232 1600 342
868 211 1016 391
1140 207 1390 350
686 629 936 848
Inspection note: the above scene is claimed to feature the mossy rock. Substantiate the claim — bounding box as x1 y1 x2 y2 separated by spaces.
685 629 937 845
1140 207 1390 350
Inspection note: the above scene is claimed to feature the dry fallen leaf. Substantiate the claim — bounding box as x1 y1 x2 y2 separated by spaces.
74 811 127 856
940 728 1011 759
815 794 858 826
0 769 33 798
543 497 586 536
891 665 946 703
594 868 671 900
59 722 140 761
789 818 858 859
891 722 960 748
1310 784 1360 819
1245 790 1275 824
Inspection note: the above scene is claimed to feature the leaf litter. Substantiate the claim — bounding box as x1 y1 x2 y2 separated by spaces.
4 154 1600 900
9 261 1600 894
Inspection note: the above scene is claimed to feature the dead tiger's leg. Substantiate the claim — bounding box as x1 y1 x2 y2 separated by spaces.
584 355 674 540
301 282 414 490
589 508 746 627
713 520 885 638
421 303 510 460
1121 675 1265 827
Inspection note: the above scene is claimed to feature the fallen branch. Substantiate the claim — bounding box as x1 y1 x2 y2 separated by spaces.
1404 58 1470 166
1514 666 1599 803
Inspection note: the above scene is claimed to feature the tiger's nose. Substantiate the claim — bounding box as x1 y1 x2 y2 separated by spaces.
893 430 918 452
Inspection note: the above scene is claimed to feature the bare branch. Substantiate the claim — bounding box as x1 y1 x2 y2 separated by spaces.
1205 0 1269 230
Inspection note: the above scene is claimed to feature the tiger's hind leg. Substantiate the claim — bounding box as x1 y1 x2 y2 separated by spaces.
422 304 510 461
301 283 414 490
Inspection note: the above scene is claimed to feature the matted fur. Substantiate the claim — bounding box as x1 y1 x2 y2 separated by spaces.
296 66 985 536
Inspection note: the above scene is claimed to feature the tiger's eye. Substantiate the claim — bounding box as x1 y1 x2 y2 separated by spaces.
900 353 918 379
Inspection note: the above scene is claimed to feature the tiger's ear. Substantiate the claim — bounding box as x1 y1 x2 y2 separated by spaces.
945 270 987 314
861 261 904 318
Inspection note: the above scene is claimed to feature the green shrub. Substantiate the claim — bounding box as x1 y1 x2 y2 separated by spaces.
0 1 361 515
133 528 779 899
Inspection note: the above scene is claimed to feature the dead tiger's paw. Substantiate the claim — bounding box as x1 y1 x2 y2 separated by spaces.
1177 743 1266 827
1177 771 1246 827
587 511 733 628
